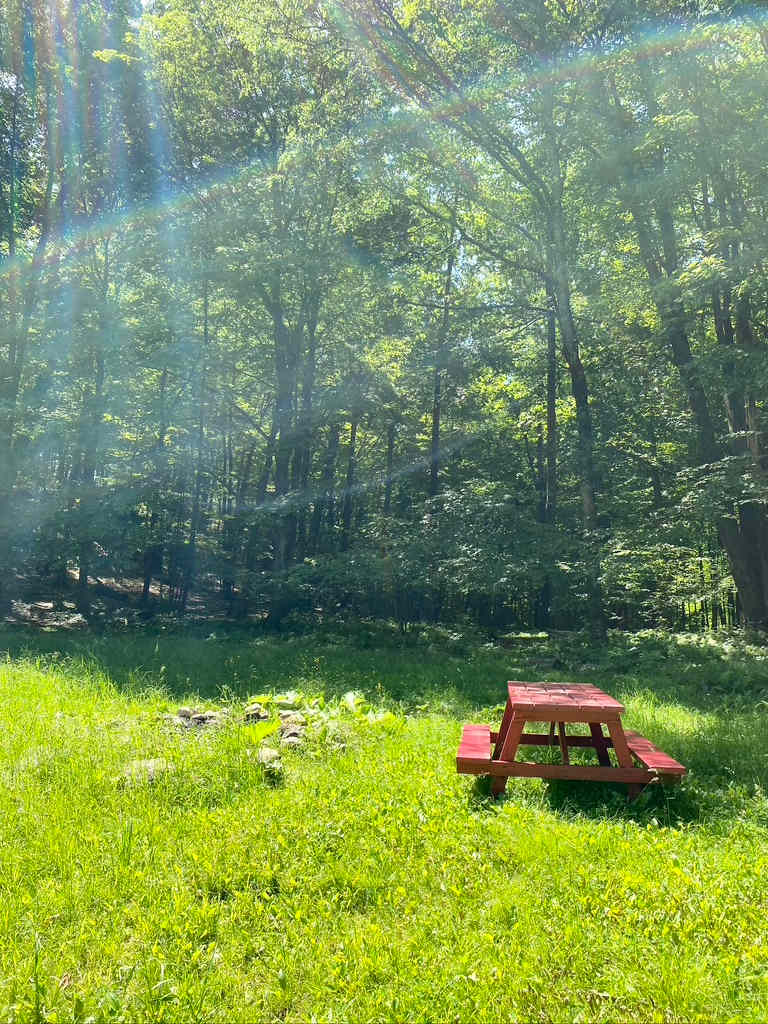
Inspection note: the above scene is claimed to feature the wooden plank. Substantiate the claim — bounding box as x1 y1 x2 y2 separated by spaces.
506 681 625 714
498 713 526 762
589 722 612 767
605 716 635 770
457 724 491 757
492 700 514 759
457 758 493 775
491 713 527 797
517 733 614 748
506 708 627 724
625 730 686 775
456 723 492 774
557 722 569 764
487 760 654 783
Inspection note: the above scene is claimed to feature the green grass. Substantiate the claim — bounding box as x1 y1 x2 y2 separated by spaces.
1 621 768 1021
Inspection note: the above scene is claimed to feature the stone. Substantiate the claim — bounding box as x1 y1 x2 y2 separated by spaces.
278 710 306 726
244 702 269 722
123 758 173 784
279 723 305 740
177 707 195 719
190 711 222 727
255 746 281 764
281 734 303 747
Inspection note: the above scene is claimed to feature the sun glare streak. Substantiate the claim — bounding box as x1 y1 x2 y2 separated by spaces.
2 2 765 292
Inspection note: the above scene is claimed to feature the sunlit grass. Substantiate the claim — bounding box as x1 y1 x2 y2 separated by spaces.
0 624 767 1021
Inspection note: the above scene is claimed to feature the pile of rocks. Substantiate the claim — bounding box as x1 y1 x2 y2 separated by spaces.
244 702 270 722
162 706 227 729
161 700 309 748
126 699 315 787
278 709 307 747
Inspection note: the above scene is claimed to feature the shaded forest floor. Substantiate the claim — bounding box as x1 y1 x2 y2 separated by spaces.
1 622 768 1021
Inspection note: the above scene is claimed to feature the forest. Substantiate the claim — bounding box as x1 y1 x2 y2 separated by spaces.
2 0 768 634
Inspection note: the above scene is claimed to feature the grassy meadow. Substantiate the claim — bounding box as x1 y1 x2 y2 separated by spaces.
1 621 768 1022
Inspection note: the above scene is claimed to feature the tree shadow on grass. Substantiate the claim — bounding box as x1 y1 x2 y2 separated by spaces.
3 619 767 709
539 712 768 827
460 772 693 825
465 774 503 813
542 777 695 825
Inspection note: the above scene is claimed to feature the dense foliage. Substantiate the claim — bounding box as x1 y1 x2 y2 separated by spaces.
2 0 768 630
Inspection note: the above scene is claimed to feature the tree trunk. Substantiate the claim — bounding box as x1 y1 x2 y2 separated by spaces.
733 291 767 469
309 422 340 554
271 296 299 572
294 299 318 561
658 286 719 465
341 420 357 552
429 207 457 498
544 290 558 524
718 503 768 628
75 236 110 613
548 211 598 532
711 285 748 451
429 361 442 499
383 422 395 517
0 130 56 520
183 271 210 612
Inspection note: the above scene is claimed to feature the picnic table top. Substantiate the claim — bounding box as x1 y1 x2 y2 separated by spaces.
506 681 625 716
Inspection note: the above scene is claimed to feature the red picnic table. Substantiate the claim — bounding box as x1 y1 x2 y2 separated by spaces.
457 681 686 799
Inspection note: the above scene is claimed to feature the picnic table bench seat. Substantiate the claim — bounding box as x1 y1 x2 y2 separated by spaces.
623 730 686 777
456 723 493 773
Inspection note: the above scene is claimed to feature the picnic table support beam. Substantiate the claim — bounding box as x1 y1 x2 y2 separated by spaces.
517 733 614 749
486 760 656 783
605 717 644 800
492 713 526 796
589 723 612 767
557 722 569 764
492 701 514 760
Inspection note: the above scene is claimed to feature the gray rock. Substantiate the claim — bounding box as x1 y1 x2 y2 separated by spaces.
281 734 303 747
177 707 195 719
255 746 281 764
279 723 305 739
244 702 269 722
278 710 306 726
190 711 222 727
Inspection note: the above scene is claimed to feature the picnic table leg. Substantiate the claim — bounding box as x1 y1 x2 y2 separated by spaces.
492 700 514 760
490 713 526 798
557 722 569 764
605 717 644 801
589 723 612 767
490 776 507 797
